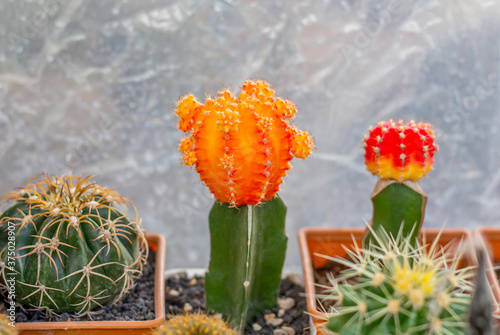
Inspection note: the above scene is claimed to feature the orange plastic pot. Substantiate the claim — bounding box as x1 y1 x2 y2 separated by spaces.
474 227 500 315
16 234 166 335
298 228 476 334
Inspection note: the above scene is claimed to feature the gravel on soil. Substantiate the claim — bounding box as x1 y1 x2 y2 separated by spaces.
165 273 311 335
0 249 156 323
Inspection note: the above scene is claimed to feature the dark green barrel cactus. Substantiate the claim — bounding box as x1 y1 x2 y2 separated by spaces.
0 174 148 316
362 119 437 248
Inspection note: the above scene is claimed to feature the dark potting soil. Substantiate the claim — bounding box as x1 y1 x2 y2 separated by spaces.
165 272 311 334
0 249 156 322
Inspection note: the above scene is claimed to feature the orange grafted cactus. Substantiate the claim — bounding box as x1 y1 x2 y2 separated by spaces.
363 119 438 181
176 80 314 206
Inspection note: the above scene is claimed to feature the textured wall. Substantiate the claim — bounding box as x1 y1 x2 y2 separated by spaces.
1 0 499 270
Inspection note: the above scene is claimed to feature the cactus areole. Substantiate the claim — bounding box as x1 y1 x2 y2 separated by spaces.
362 120 437 248
0 174 148 316
176 80 314 329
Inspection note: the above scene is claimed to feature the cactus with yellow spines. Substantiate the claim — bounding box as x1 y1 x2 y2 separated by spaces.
154 313 236 335
0 305 17 335
324 227 474 335
362 119 438 248
176 80 314 330
0 174 148 316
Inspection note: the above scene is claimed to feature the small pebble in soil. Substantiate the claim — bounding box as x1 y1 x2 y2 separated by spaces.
265 313 276 321
266 317 284 327
253 323 263 331
169 289 180 297
165 273 310 334
0 250 157 323
184 303 193 313
278 297 295 310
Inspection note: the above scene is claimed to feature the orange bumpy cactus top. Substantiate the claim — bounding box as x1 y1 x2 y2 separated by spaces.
176 80 314 206
363 119 438 181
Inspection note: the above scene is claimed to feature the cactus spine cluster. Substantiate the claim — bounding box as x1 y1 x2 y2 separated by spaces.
362 119 438 248
0 174 148 316
154 313 236 335
324 227 474 335
176 80 314 330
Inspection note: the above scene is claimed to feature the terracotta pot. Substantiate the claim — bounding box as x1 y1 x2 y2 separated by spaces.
474 227 500 315
15 234 166 335
298 228 476 334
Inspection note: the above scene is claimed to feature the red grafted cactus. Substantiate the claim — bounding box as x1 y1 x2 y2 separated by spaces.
363 119 438 181
362 119 439 248
176 80 314 206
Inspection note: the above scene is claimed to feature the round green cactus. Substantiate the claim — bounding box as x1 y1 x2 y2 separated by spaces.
323 227 474 335
154 313 236 335
0 174 148 317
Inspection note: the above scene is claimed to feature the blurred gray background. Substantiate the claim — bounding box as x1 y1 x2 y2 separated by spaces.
1 0 499 270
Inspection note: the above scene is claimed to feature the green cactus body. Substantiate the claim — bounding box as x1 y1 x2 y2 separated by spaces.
154 313 236 335
363 179 427 249
205 195 288 330
325 228 473 335
0 175 148 316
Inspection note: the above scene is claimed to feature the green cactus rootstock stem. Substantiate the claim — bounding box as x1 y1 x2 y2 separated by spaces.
363 179 427 249
205 195 288 331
